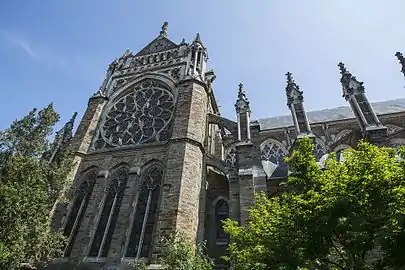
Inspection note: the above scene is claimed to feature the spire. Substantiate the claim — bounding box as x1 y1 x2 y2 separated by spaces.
159 21 168 37
395 52 405 78
338 62 365 99
285 72 304 105
42 112 78 164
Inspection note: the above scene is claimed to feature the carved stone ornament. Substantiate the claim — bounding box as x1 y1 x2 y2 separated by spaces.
93 80 175 150
224 147 237 167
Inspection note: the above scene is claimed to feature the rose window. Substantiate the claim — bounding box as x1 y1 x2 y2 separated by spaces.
94 80 175 150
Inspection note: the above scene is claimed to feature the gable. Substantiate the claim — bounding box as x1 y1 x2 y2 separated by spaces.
135 36 179 56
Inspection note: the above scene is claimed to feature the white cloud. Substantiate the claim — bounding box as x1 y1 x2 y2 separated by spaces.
1 30 71 72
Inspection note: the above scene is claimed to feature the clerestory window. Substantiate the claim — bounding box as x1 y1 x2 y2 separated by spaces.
88 167 128 258
63 170 97 257
125 166 162 259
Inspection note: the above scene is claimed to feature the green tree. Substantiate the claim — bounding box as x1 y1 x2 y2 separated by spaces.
0 104 72 270
224 137 405 270
132 232 214 270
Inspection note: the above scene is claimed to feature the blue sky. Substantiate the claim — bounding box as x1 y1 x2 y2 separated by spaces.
1 0 405 131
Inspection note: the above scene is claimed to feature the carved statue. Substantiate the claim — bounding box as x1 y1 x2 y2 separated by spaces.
396 52 405 76
160 22 168 37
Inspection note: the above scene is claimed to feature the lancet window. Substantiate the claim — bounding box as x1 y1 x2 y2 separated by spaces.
63 170 97 257
125 166 162 259
89 167 128 257
214 199 229 245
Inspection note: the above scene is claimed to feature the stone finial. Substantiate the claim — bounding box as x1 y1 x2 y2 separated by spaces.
193 33 205 48
180 38 186 45
235 82 250 113
395 52 405 77
338 62 365 98
159 21 168 37
338 62 348 75
285 72 304 105
237 83 247 100
195 33 201 43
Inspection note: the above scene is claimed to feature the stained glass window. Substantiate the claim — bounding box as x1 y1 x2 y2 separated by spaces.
89 168 128 257
63 170 97 257
93 80 175 150
126 166 162 259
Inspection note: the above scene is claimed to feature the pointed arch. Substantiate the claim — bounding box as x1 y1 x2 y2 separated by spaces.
260 138 288 165
63 167 98 257
334 144 351 162
88 165 129 258
212 197 229 245
125 161 163 259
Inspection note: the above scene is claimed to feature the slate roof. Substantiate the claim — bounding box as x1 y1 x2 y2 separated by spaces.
255 98 405 130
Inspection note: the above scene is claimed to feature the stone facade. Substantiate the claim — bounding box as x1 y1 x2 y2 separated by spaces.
50 23 405 269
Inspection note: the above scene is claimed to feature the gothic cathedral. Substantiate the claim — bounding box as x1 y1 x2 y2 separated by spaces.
50 22 405 269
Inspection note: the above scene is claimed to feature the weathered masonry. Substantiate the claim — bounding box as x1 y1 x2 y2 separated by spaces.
49 22 405 269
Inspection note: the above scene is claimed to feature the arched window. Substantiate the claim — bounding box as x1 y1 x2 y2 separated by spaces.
260 139 288 166
214 199 229 245
260 139 289 178
63 170 97 257
89 167 128 258
126 166 162 258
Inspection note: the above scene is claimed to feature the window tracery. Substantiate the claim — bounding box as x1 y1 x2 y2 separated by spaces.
94 80 175 150
63 170 97 257
126 166 162 259
260 139 288 166
224 147 237 167
89 167 128 258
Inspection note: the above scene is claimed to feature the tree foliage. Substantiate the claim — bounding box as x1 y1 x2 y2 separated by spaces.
224 137 405 270
133 232 214 270
0 104 71 269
